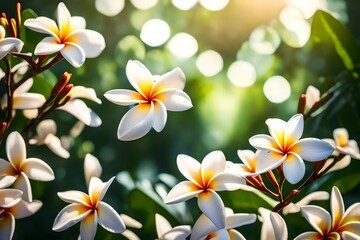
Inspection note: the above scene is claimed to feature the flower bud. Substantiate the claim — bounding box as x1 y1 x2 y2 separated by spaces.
297 94 306 114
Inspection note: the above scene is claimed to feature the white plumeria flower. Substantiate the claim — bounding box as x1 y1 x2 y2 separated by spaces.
165 151 245 228
29 119 70 159
0 26 24 60
191 207 256 240
84 153 102 187
249 114 335 184
282 191 329 215
104 60 193 141
24 2 105 68
323 128 360 160
305 85 320 111
0 131 55 202
53 176 126 240
226 150 268 177
0 197 42 240
259 207 288 240
1 78 46 111
58 85 102 127
295 186 360 240
155 213 191 240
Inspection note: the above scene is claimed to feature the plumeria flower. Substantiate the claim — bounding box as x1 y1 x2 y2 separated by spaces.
0 25 24 60
29 119 70 159
155 213 191 240
259 207 288 240
282 191 329 215
84 153 102 187
1 78 46 111
52 176 126 239
249 114 335 184
57 85 102 127
104 60 192 141
165 151 245 228
295 186 360 239
191 207 256 240
323 128 360 160
305 85 320 111
0 197 42 240
226 150 268 177
0 131 55 202
24 2 105 68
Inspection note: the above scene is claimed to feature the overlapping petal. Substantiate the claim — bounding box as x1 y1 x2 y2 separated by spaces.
21 158 55 181
0 212 15 240
97 202 125 233
84 154 102 186
198 190 226 228
9 199 42 219
23 17 59 36
13 172 32 202
201 151 226 182
301 205 331 235
210 173 245 191
152 100 167 132
294 138 335 161
331 186 345 228
52 203 92 232
0 189 22 208
34 37 64 55
190 213 219 240
282 153 305 184
60 42 86 68
154 67 185 90
294 231 323 240
249 134 281 153
176 154 201 186
57 191 90 206
80 212 98 240
165 181 202 204
104 89 146 106
69 86 102 104
6 131 26 169
70 30 105 58
125 60 153 96
156 89 192 111
0 37 24 59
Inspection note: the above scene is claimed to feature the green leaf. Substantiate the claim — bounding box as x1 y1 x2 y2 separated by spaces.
31 70 57 98
21 8 41 53
311 10 360 72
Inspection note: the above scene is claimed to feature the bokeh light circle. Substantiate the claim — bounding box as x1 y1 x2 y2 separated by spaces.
249 26 280 55
196 50 223 77
166 32 198 59
172 0 198 10
199 0 229 11
263 75 291 103
95 0 125 17
227 61 256 87
140 19 171 47
130 0 158 10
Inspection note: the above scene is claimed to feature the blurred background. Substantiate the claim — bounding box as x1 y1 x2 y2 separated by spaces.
2 0 360 239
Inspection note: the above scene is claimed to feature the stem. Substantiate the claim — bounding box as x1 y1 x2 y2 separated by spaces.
0 57 13 142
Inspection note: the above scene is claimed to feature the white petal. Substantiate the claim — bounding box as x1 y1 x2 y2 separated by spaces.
104 89 146 106
57 191 90 206
58 99 102 127
162 225 192 240
176 154 202 186
52 203 91 231
13 78 33 95
35 119 57 139
121 230 140 240
228 229 246 240
152 100 167 132
340 202 360 226
0 38 24 59
305 85 320 109
283 153 305 184
331 186 344 228
0 212 15 240
45 134 70 159
334 128 349 146
12 93 46 109
125 60 154 97
342 231 360 240
265 118 286 147
34 37 64 55
283 191 329 215
190 213 219 240
255 151 286 174
24 17 59 37
294 138 335 161
198 190 226 228
237 150 256 170
70 86 102 104
270 212 288 240
97 202 126 233
165 181 202 204
71 16 86 30
120 214 142 228
117 103 154 141
249 134 282 153
259 207 275 240
89 176 114 205
201 150 226 183
80 212 98 240
155 213 172 238
10 199 42 219
0 175 16 189
84 153 102 187
300 205 331 235
154 67 186 90
13 172 32 202
57 2 71 33
211 173 245 191
6 131 26 168
226 213 257 229
284 114 304 146
21 158 55 181
294 231 323 240
320 156 351 174
60 43 86 68
156 89 192 111
0 189 22 208
69 30 105 58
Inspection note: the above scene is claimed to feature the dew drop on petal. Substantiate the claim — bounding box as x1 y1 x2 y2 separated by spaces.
196 50 223 77
227 60 256 87
263 76 291 103
95 0 125 17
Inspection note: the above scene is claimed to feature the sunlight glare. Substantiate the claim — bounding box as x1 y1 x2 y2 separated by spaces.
249 26 280 55
95 0 125 17
199 0 229 11
140 19 171 47
131 0 158 10
172 0 198 10
227 61 256 87
166 32 198 59
263 75 291 103
285 0 327 19
196 50 223 77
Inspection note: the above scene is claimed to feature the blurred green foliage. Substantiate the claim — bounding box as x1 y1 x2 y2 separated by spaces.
1 0 360 239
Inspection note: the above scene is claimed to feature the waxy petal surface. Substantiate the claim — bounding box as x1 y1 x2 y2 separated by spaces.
6 131 26 169
52 203 91 231
126 60 153 97
97 202 126 233
34 37 64 55
60 42 86 68
21 158 55 181
331 186 345 228
70 30 105 58
295 138 335 162
165 181 202 204
152 100 167 132
301 205 331 235
104 89 146 106
283 153 305 184
80 211 98 240
0 213 15 240
198 190 226 228
10 199 42 219
176 154 202 186
57 191 90 206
